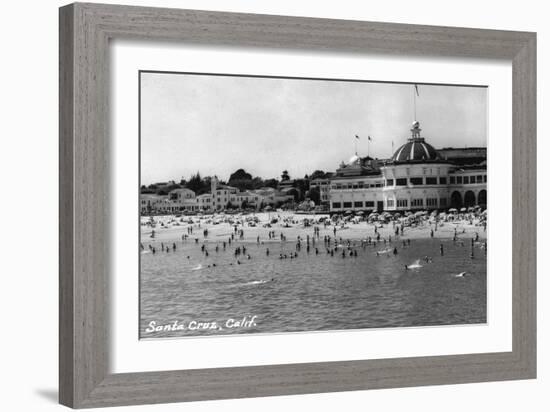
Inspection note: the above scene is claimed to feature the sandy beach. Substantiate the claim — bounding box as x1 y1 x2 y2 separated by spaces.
140 211 487 247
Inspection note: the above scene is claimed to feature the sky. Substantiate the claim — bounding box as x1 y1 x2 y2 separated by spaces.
140 72 487 185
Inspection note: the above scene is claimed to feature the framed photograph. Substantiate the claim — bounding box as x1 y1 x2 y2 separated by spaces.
59 3 536 408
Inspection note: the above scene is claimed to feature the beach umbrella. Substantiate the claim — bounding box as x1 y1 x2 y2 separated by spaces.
448 208 457 213
394 212 401 217
460 207 467 212
356 211 365 215
345 210 353 215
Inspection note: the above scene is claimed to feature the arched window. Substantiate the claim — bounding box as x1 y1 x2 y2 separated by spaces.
450 191 462 209
478 189 487 206
464 191 476 207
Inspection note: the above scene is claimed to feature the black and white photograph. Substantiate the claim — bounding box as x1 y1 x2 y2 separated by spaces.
139 72 488 339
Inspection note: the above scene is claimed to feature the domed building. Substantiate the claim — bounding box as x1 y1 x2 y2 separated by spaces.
326 121 487 213
380 121 454 211
391 121 440 163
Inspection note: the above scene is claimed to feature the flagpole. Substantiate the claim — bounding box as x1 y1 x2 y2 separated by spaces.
354 135 357 155
413 85 417 121
413 84 419 121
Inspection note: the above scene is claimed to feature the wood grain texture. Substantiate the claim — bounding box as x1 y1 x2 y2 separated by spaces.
59 4 74 406
59 2 536 408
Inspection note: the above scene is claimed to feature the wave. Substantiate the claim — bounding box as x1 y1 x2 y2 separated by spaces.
191 264 203 271
407 259 423 269
243 279 273 286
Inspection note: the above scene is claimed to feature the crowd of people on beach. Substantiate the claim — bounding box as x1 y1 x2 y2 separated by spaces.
140 208 487 273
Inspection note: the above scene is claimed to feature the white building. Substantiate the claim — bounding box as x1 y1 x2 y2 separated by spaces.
210 176 239 210
329 121 487 213
196 193 213 211
168 188 199 212
140 194 168 214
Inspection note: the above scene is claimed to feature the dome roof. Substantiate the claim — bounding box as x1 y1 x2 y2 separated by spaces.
391 121 440 163
392 140 439 162
348 154 360 164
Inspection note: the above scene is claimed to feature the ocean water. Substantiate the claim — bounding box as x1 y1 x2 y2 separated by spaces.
139 232 486 339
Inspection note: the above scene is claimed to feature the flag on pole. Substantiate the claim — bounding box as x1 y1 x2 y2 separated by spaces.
355 134 360 140
414 84 420 96
368 135 372 141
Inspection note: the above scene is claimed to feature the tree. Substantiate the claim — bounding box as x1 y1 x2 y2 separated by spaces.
308 186 321 205
309 170 327 181
186 172 203 194
228 169 254 191
263 178 279 189
251 176 264 190
183 172 212 195
164 182 181 193
229 168 252 181
281 170 290 181
140 185 155 194
287 188 300 202
199 176 212 195
293 179 309 201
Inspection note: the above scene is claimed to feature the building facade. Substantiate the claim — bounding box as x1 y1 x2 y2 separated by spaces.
141 178 295 215
309 178 332 206
140 121 485 215
329 121 487 213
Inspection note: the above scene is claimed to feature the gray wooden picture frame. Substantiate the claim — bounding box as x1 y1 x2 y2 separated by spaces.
59 2 536 408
